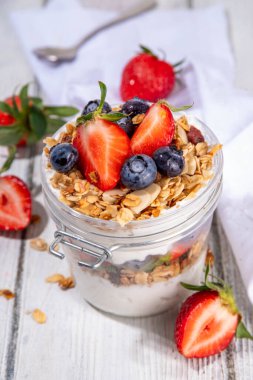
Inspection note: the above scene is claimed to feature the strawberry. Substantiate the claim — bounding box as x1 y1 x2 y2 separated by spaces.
130 102 174 156
170 245 190 261
0 175 32 231
120 45 184 102
1 96 27 147
73 82 130 191
175 265 253 358
73 118 130 191
0 84 78 174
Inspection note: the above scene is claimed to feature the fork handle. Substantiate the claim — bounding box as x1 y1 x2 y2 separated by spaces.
74 0 157 49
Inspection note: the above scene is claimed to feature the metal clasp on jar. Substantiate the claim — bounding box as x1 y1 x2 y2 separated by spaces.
49 230 112 269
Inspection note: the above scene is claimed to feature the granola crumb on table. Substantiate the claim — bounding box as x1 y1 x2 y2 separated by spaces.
44 117 221 226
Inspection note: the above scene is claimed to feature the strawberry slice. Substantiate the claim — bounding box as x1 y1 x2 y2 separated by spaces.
73 118 131 191
174 264 253 358
130 102 175 156
0 175 31 231
175 290 238 358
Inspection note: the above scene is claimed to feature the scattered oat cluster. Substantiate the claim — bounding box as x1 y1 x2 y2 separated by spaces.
46 273 75 290
44 116 221 226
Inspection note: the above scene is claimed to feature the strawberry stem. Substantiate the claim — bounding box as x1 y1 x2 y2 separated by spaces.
172 58 186 68
97 81 107 114
158 100 193 112
0 145 16 174
236 320 253 340
139 44 158 59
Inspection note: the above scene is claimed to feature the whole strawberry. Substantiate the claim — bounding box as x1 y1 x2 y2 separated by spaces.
175 265 253 358
120 45 183 102
0 83 78 173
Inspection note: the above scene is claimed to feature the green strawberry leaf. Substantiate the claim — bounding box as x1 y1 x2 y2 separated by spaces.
19 84 29 109
204 263 210 283
236 320 253 340
167 103 193 112
99 112 126 122
30 97 43 109
76 113 93 124
172 58 186 68
44 106 79 117
11 96 20 118
46 117 67 133
0 124 24 146
0 145 16 174
97 81 107 114
0 101 16 117
28 106 47 142
157 100 193 112
139 45 157 58
180 282 209 292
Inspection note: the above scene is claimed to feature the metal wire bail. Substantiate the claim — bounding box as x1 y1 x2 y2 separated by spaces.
49 230 112 269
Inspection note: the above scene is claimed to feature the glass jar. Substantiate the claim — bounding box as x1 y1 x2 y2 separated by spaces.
41 115 223 317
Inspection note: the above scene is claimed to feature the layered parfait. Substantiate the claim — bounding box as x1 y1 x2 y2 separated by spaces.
42 82 222 316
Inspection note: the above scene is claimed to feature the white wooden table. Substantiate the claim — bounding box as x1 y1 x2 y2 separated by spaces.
0 1 253 379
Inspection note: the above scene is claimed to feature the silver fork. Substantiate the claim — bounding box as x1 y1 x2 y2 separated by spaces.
33 0 157 64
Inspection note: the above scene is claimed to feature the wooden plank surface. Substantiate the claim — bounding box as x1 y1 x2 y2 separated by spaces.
0 0 253 379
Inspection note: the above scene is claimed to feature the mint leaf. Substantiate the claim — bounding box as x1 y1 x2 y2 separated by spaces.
99 112 125 122
0 101 15 117
236 320 253 340
0 124 24 146
0 145 16 174
97 81 107 114
44 106 79 117
28 106 47 142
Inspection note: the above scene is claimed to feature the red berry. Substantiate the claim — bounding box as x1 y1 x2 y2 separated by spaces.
0 96 27 146
187 125 204 145
175 290 239 358
130 103 175 156
0 175 32 231
120 52 175 102
73 118 131 191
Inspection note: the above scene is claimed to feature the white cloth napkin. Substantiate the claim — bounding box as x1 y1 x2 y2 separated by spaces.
218 124 253 301
11 2 253 301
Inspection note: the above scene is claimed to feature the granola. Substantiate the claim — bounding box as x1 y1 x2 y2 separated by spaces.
79 235 208 287
44 116 221 226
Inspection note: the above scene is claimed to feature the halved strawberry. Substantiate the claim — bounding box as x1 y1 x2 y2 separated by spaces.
174 265 253 358
130 102 175 156
73 117 131 191
170 245 190 261
0 175 31 231
175 290 238 358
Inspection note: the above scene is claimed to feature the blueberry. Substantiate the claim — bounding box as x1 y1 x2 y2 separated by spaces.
121 98 149 117
82 99 112 115
50 143 79 173
121 154 157 190
117 116 135 138
153 146 184 177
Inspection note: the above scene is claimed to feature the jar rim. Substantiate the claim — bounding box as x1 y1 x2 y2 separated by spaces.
41 114 223 232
